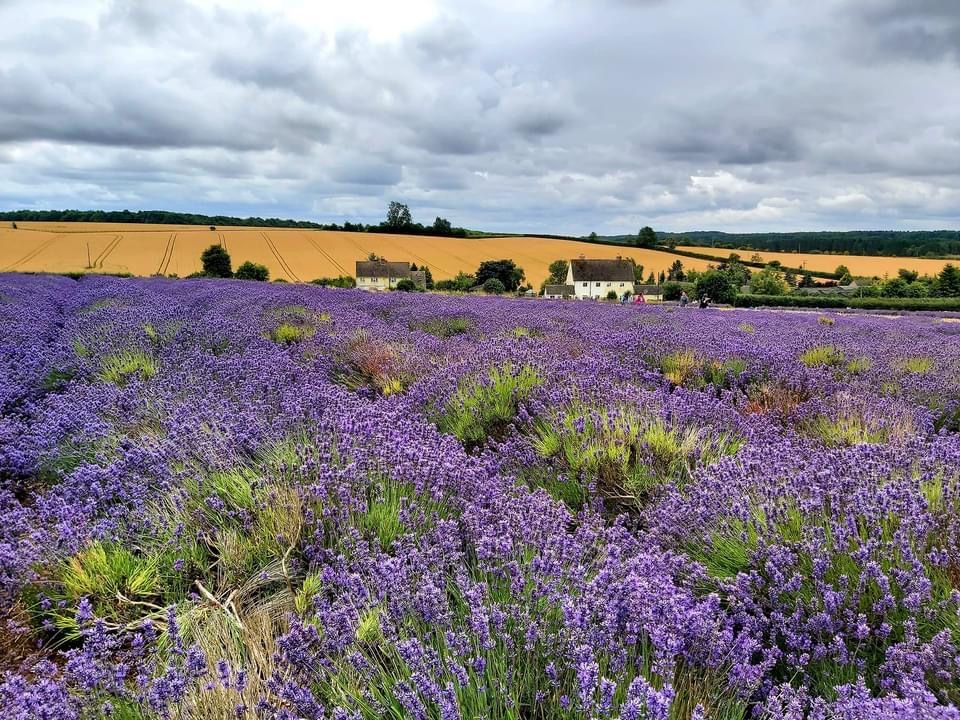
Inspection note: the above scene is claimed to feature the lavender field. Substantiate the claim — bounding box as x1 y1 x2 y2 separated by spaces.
2 274 960 719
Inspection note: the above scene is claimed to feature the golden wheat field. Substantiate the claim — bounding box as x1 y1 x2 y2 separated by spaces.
677 245 956 278
0 223 716 287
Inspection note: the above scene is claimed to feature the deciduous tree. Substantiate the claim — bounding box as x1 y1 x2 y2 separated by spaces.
386 201 412 229
201 244 232 278
475 259 524 291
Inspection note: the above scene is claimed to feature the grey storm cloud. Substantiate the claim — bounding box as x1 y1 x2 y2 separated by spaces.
0 0 959 233
844 1 960 64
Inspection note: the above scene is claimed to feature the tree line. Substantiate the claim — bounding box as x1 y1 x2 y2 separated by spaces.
584 228 960 259
674 230 960 258
0 202 470 238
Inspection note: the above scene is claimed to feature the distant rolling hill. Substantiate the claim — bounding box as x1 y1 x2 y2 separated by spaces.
0 223 715 287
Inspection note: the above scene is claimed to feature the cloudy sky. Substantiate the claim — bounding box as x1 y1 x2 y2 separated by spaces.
1 0 959 234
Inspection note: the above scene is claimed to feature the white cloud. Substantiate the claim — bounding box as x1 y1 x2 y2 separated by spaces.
688 171 759 201
817 191 874 210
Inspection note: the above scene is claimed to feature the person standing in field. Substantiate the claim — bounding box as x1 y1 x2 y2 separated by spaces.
679 290 689 307
634 291 646 304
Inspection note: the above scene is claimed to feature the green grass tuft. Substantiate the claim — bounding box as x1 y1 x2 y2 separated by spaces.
804 410 911 447
799 344 845 368
845 356 873 374
898 356 934 374
435 364 542 449
270 322 315 344
72 338 91 358
415 316 473 338
36 542 165 641
532 402 743 509
98 349 157 386
660 349 701 386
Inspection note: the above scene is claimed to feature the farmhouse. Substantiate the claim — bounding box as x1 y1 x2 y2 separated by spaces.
355 259 426 291
567 257 636 299
796 281 860 297
632 283 662 301
543 284 575 299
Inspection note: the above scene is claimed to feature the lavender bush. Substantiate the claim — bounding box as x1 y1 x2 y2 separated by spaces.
1 274 959 719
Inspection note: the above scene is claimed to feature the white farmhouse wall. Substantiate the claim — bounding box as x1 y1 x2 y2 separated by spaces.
357 276 395 291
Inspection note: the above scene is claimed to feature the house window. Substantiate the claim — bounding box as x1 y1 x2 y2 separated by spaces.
595 282 601 287
619 283 625 287
581 282 588 288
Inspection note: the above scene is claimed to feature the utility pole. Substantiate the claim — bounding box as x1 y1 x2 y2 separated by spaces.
86 242 92 268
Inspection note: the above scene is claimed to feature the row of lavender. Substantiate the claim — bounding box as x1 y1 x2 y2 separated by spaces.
1 274 959 719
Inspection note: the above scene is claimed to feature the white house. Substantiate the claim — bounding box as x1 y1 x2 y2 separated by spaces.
566 258 636 299
355 259 426 291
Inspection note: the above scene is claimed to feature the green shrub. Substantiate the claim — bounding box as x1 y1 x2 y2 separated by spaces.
234 261 269 281
175 467 305 588
749 267 788 295
98 349 157 386
80 298 118 313
695 270 737 304
482 277 506 294
311 275 356 288
662 281 694 301
605 289 618 300
394 278 419 292
435 364 542 449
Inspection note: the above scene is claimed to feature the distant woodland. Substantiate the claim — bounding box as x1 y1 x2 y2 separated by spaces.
666 230 960 257
593 230 960 257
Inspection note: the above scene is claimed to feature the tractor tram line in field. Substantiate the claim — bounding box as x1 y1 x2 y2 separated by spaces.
156 233 176 275
262 231 300 282
162 234 177 275
407 247 452 276
92 234 122 268
302 232 349 276
1 234 64 271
